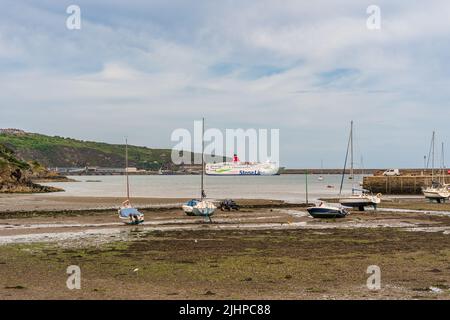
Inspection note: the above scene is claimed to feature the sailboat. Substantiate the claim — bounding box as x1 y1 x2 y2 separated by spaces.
318 160 324 181
306 170 347 218
358 156 365 187
182 118 216 221
338 121 381 211
422 133 449 202
118 138 144 225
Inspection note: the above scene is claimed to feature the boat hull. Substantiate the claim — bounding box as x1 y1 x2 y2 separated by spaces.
423 188 450 201
339 195 381 210
192 207 216 216
205 162 279 176
307 207 347 218
118 208 145 224
182 200 216 217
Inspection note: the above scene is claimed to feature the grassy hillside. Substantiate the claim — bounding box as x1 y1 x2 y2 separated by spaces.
0 129 178 170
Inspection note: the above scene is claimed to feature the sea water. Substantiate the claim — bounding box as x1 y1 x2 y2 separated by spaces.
39 174 365 202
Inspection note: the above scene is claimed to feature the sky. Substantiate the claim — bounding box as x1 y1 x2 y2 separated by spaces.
1 0 450 168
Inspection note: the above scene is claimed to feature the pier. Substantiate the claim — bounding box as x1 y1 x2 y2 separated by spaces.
363 175 450 195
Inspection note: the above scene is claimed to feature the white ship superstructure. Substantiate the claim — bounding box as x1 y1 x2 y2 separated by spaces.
206 155 279 176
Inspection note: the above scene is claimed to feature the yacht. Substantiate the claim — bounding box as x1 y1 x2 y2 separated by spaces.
422 134 450 203
182 118 216 221
338 121 381 211
307 202 348 218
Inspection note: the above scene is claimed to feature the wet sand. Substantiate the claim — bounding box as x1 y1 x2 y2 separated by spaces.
0 195 449 299
0 194 288 214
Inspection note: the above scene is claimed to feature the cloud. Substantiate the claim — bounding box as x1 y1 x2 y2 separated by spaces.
1 1 450 167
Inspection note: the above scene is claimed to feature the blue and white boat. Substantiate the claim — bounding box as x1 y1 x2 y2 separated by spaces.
307 202 348 218
182 118 216 221
119 206 144 225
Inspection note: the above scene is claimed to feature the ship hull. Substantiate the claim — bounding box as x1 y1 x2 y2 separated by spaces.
205 162 279 176
339 195 381 211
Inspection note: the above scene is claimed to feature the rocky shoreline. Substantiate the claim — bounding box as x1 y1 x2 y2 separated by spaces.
0 144 68 194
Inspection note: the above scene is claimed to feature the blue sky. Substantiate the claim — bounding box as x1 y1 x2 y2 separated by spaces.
1 1 450 168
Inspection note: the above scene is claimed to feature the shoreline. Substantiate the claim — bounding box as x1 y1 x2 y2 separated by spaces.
0 195 304 217
0 204 449 299
2 193 450 216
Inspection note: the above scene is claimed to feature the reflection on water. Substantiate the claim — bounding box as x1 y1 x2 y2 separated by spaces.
40 174 366 202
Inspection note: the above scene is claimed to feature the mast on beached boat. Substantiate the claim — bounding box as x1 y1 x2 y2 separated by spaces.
339 121 352 196
338 121 381 211
350 120 354 192
118 138 144 224
125 138 130 201
201 117 205 201
181 118 216 219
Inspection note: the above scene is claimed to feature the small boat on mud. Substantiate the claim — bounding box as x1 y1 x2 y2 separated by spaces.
423 186 450 202
339 191 381 211
119 205 145 225
307 202 348 218
118 139 144 225
422 133 450 203
183 199 216 216
338 121 381 211
182 118 216 221
206 154 279 176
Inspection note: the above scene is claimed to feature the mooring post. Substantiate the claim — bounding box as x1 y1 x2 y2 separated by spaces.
305 169 309 205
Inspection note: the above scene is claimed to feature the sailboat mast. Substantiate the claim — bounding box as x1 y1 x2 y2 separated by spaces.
305 169 309 204
361 156 364 176
350 120 354 194
339 122 352 196
125 138 130 200
432 131 435 181
201 118 205 201
441 142 444 184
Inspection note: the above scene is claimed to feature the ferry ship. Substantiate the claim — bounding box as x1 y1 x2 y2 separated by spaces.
205 155 279 176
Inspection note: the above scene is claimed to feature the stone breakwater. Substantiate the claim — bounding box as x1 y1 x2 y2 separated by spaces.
363 175 450 195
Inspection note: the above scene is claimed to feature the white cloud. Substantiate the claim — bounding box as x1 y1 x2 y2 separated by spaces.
1 1 450 167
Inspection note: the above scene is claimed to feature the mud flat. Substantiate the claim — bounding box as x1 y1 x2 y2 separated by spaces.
0 202 449 300
379 198 450 213
0 195 299 219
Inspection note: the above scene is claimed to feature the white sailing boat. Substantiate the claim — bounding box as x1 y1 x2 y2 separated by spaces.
182 118 216 220
338 121 381 211
118 138 144 225
422 133 449 202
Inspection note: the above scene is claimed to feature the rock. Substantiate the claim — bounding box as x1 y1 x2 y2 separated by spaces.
0 144 64 193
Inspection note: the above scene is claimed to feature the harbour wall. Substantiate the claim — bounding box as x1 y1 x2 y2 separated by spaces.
363 175 450 195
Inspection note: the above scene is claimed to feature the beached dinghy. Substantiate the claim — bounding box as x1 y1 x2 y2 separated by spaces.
307 202 348 218
118 139 144 225
182 199 197 215
119 204 144 225
182 118 216 221
183 199 216 217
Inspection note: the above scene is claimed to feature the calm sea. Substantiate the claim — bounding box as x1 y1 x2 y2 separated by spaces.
40 174 365 202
